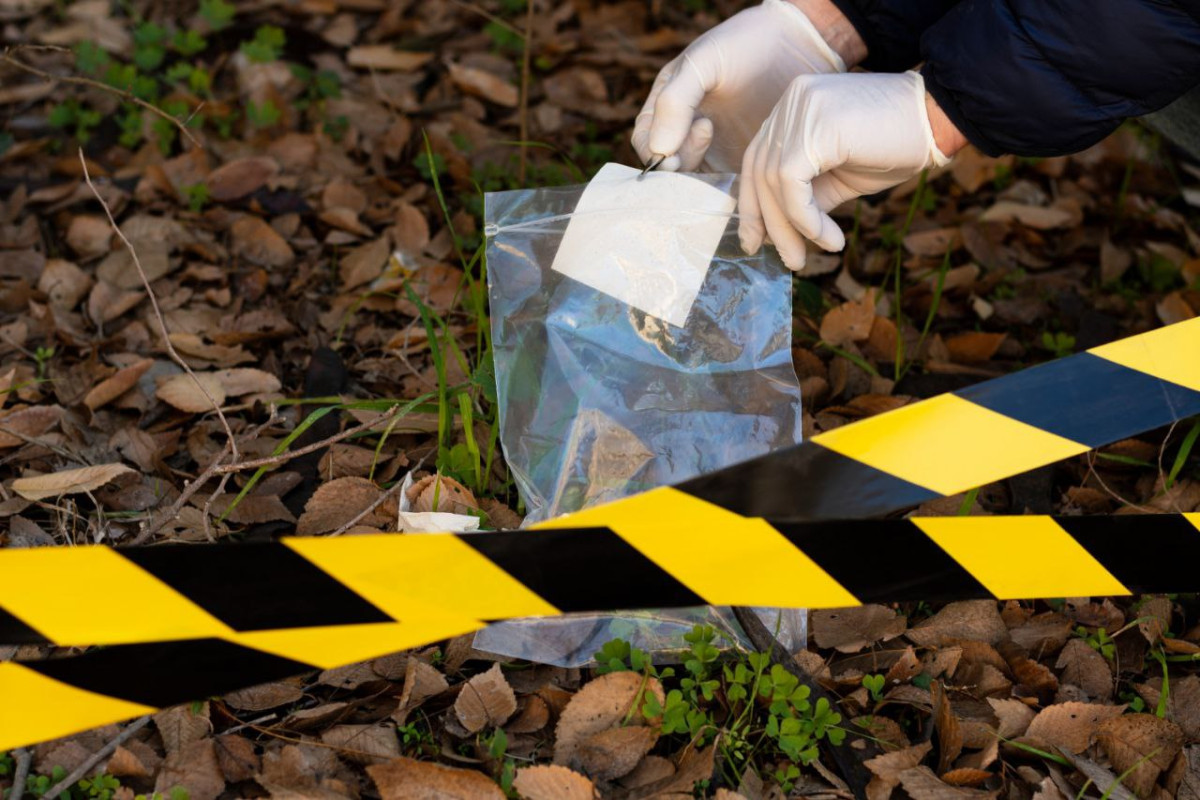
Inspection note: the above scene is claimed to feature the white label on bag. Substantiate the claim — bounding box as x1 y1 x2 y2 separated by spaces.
550 162 737 327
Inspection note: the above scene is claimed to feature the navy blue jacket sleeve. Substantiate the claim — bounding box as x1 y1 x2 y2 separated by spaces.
828 0 957 72
919 0 1200 156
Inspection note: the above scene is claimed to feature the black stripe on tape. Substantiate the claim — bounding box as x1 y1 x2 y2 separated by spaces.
28 639 313 708
773 519 992 603
460 527 705 612
0 607 50 645
1057 514 1200 594
678 445 938 522
122 545 392 631
956 353 1200 448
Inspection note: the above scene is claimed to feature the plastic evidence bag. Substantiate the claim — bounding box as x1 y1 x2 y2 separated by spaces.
476 163 806 666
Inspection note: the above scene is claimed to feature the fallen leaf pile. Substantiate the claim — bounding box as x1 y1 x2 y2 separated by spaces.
2 0 1200 796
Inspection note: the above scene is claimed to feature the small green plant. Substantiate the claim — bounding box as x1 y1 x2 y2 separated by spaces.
1041 330 1076 359
862 673 886 703
181 182 211 213
198 0 236 30
25 765 68 798
246 99 282 130
48 99 103 142
78 773 122 800
397 720 436 754
596 625 849 790
33 346 55 380
1075 625 1116 661
240 25 286 63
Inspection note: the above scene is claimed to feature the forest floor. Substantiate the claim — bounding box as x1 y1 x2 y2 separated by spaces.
2 0 1200 798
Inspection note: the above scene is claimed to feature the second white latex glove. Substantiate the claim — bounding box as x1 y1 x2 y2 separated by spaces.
631 0 845 174
739 71 950 271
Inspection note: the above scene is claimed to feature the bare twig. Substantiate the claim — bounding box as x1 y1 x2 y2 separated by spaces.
517 0 535 185
79 150 241 541
43 715 151 800
2 47 200 149
10 748 31 800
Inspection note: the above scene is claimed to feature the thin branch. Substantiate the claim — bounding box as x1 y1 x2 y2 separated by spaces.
2 47 200 149
43 716 151 800
10 748 31 800
79 151 241 542
517 0 535 185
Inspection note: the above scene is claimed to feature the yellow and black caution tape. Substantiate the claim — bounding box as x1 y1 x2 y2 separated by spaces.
0 317 1197 748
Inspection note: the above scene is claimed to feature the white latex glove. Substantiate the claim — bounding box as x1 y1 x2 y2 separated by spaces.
631 0 845 174
739 70 950 271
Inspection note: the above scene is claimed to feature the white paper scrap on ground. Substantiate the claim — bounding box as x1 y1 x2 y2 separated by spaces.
550 162 737 327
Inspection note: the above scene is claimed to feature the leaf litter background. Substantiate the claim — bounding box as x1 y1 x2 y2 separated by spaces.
2 0 1200 797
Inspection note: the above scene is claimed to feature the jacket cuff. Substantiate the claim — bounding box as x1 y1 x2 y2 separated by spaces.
920 61 1004 157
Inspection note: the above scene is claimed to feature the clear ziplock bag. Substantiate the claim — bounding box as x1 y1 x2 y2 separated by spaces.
474 164 806 666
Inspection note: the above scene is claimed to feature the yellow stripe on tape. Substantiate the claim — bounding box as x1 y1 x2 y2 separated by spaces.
285 534 558 622
229 619 484 670
1089 317 1200 392
0 663 156 750
540 487 860 609
0 548 232 645
913 516 1129 599
812 394 1090 496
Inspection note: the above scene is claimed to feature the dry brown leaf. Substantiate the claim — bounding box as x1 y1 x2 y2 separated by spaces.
231 216 294 268
454 663 517 733
169 333 253 366
1175 746 1200 800
907 601 1007 647
905 227 961 257
214 367 282 397
932 681 963 775
1055 638 1112 700
1024 701 1125 755
1135 675 1200 739
979 201 1073 230
820 289 877 348
97 237 170 288
512 765 596 800
553 671 664 768
320 723 401 765
206 157 279 202
944 332 1006 364
297 477 395 535
1139 597 1173 645
106 745 150 779
38 258 92 309
854 715 911 750
156 372 227 413
941 768 991 788
209 493 297 525
480 497 523 529
84 358 152 410
446 62 519 107
986 698 1035 739
396 658 450 723
66 214 112 259
224 681 304 712
409 474 479 514
13 462 134 501
950 149 1014 193
341 237 390 291
897 766 996 799
618 755 675 790
1096 714 1185 797
367 757 505 799
1010 612 1073 655
88 280 143 324
576 725 658 780
0 405 62 448
155 739 226 800
155 702 211 756
347 46 433 71
508 694 551 734
812 605 906 653
865 741 932 800
214 735 259 783
1158 291 1197 325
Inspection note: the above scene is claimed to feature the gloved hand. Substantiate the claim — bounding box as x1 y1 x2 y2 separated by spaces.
739 71 950 271
631 0 846 174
